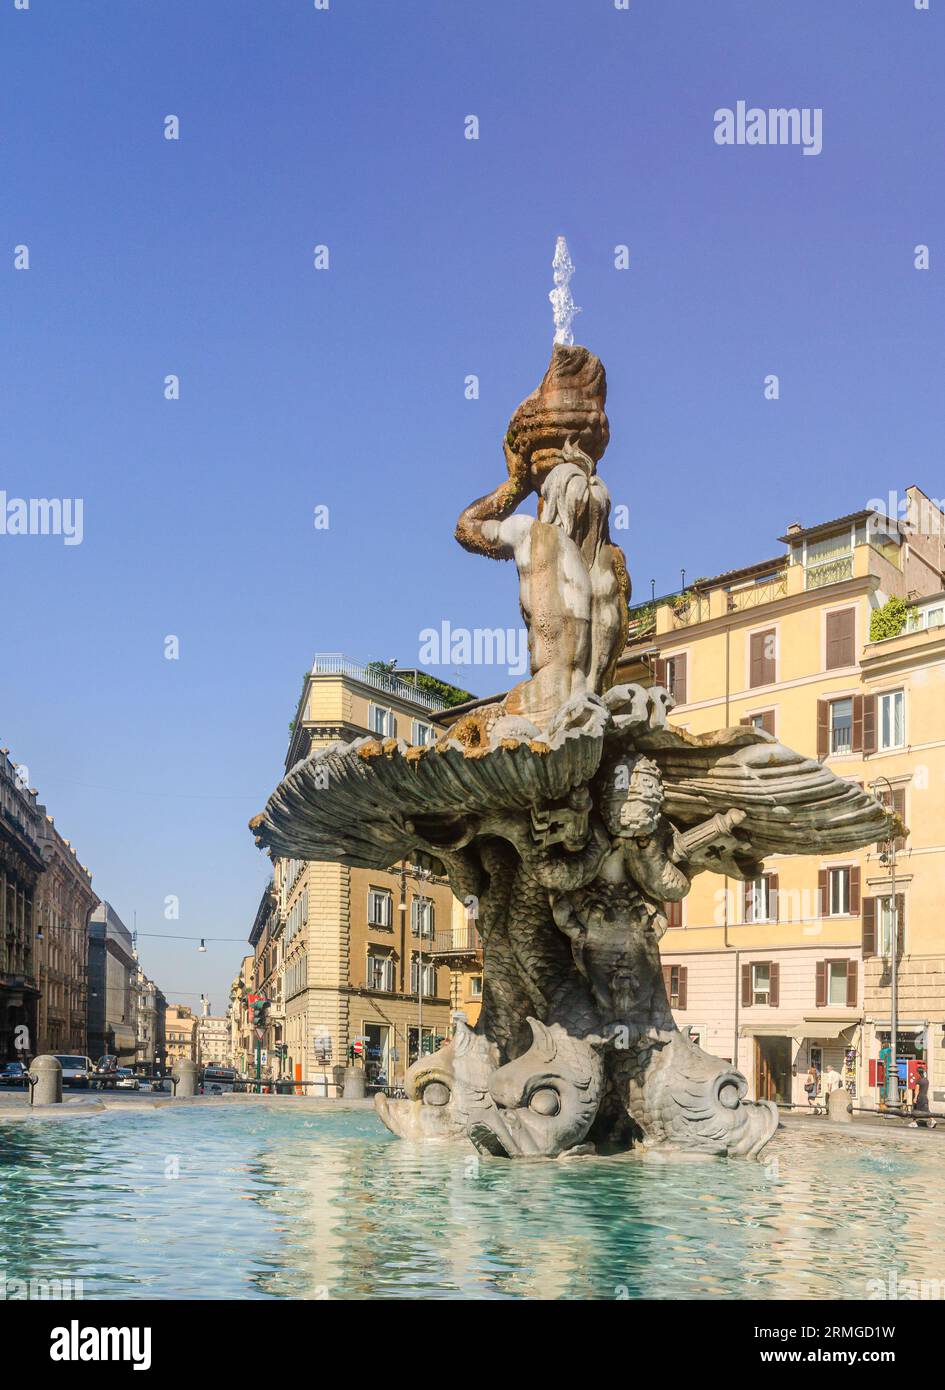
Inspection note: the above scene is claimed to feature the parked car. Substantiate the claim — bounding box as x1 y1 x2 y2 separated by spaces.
114 1068 140 1091
201 1066 238 1095
0 1061 29 1088
52 1055 93 1089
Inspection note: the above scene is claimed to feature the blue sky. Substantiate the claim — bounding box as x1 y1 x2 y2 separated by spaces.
2 0 943 1011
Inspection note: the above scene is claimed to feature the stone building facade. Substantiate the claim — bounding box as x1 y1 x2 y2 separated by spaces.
255 656 481 1094
34 809 98 1056
0 749 45 1061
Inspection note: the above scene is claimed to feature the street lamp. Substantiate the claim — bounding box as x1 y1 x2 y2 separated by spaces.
870 776 899 1109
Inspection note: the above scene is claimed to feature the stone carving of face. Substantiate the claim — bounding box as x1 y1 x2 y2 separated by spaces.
467 1018 603 1159
374 1022 497 1143
600 755 691 902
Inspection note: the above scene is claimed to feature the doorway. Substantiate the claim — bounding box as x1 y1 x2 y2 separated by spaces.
754 1035 792 1104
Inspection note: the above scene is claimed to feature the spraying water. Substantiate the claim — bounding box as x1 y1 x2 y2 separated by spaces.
549 235 581 346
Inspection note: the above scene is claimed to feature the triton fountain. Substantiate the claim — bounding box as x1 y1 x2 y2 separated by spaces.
250 239 894 1160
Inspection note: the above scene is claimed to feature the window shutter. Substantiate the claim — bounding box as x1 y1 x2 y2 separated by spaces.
741 961 751 1006
768 873 779 923
818 868 828 917
862 695 877 754
653 657 667 687
846 959 858 1009
768 962 779 1007
817 701 830 759
750 630 776 688
672 654 688 705
896 894 905 955
676 966 688 1010
743 880 754 924
849 866 861 915
852 695 864 753
826 609 855 670
740 717 752 727
761 710 776 736
661 963 672 996
862 897 876 957
664 899 682 930
815 959 827 1008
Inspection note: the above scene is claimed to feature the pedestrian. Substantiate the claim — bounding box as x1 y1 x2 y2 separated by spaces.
908 1064 937 1130
803 1063 820 1113
823 1063 841 1095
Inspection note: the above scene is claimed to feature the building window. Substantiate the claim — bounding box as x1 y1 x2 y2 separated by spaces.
369 705 397 737
829 867 850 916
742 960 779 1007
367 888 393 928
749 629 777 688
469 976 483 998
827 960 849 1006
654 653 687 704
815 957 857 1008
878 896 899 957
744 710 775 736
410 898 435 938
878 690 904 750
410 956 436 996
661 963 688 1009
744 874 777 924
829 698 853 755
753 963 769 1004
412 721 434 746
367 952 395 992
825 608 856 670
862 894 905 958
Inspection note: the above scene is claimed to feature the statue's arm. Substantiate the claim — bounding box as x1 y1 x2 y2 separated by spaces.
455 441 532 560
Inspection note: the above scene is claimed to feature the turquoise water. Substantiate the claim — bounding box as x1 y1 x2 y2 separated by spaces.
0 1105 942 1300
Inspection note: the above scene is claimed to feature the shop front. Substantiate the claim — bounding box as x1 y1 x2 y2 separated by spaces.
742 1020 860 1106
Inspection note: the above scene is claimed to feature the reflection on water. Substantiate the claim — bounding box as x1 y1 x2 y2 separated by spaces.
0 1108 941 1300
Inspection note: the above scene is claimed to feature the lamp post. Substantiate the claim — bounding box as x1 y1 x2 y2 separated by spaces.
871 776 898 1108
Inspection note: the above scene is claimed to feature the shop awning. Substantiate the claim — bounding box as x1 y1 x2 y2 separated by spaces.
802 1018 860 1039
740 1020 859 1040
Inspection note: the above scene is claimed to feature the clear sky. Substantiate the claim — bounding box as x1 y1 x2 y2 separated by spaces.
2 0 943 1013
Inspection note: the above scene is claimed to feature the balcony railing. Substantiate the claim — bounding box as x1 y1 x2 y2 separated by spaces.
805 556 853 590
726 574 787 612
430 927 483 958
311 653 446 712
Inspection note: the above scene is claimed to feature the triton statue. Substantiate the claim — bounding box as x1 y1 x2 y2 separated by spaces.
250 243 895 1160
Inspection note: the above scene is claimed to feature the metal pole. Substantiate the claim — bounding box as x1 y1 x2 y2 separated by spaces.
872 777 898 1107
890 835 898 1108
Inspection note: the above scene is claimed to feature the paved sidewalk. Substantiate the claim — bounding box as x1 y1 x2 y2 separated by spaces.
0 1091 377 1122
777 1105 944 1141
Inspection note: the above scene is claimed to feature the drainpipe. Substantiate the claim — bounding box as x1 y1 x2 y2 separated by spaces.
733 946 740 1072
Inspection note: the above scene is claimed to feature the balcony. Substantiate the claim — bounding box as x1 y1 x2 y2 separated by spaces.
430 927 483 960
726 574 787 612
311 653 446 712
805 555 853 590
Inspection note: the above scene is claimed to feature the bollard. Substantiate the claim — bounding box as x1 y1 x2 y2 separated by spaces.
29 1055 63 1106
172 1058 199 1098
827 1088 852 1123
342 1066 366 1100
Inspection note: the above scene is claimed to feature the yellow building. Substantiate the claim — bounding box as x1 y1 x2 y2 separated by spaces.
164 1004 196 1067
619 487 945 1108
269 655 482 1094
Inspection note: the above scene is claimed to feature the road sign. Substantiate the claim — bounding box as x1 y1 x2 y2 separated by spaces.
255 1027 265 1041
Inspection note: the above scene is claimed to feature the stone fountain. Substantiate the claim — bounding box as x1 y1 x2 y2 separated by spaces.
250 241 894 1161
